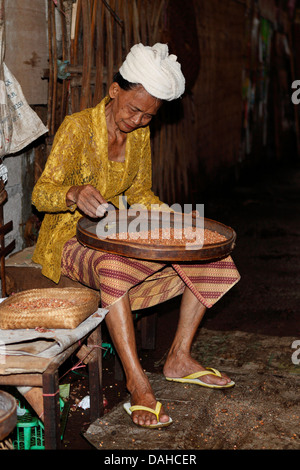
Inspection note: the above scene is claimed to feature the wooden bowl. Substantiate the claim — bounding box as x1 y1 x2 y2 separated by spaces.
0 391 17 441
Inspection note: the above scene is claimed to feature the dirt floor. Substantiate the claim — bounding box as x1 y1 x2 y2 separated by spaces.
85 332 300 451
3 159 300 453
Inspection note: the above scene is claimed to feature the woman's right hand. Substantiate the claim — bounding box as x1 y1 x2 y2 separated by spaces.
66 184 108 218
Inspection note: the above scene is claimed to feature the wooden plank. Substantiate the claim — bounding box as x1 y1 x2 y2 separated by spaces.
0 355 52 376
80 0 92 110
0 373 43 387
87 325 103 421
93 0 104 106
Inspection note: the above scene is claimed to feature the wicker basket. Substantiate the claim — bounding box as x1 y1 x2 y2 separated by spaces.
0 288 100 330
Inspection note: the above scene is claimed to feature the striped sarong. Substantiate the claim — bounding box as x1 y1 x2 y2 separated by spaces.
61 237 240 310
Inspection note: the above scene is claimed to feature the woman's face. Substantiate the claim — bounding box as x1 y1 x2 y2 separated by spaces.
108 83 162 133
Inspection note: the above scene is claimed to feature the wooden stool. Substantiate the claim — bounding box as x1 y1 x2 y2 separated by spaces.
0 324 103 449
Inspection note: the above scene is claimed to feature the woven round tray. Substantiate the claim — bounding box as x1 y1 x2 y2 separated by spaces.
0 288 100 330
77 212 236 262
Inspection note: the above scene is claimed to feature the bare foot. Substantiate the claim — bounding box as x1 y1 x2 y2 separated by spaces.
126 372 170 427
163 351 232 387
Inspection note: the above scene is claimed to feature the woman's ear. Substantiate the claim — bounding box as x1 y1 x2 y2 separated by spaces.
109 82 120 99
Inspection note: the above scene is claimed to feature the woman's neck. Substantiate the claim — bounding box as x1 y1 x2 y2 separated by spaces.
105 101 127 162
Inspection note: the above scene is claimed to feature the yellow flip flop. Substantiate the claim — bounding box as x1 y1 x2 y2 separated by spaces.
165 367 235 389
123 401 173 428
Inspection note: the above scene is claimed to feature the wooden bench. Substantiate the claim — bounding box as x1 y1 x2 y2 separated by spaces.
0 323 103 449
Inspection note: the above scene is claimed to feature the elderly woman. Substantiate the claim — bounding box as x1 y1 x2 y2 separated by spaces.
28 43 240 428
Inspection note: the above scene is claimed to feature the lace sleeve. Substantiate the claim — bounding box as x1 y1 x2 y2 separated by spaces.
32 117 85 213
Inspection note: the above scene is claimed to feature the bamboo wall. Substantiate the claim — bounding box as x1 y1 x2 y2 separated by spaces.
193 0 246 184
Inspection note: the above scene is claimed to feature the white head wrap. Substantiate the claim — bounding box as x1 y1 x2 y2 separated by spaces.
119 43 185 101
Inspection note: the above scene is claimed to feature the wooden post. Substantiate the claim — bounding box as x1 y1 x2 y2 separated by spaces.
141 313 157 350
87 325 103 421
42 367 61 450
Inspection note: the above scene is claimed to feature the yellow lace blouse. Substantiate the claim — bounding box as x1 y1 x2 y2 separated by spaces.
32 95 163 283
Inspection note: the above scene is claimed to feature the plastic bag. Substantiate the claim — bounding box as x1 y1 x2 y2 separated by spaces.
0 63 48 155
